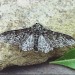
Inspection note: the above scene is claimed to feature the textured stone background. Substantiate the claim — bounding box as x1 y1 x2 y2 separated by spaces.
0 0 75 74
0 0 75 36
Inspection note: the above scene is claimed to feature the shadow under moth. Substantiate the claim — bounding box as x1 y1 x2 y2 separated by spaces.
0 23 75 53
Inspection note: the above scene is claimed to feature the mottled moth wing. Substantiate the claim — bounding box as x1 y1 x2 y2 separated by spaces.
41 29 75 53
0 27 34 51
0 23 75 53
37 27 75 53
48 31 75 47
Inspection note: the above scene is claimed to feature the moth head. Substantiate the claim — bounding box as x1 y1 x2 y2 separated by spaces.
32 23 43 31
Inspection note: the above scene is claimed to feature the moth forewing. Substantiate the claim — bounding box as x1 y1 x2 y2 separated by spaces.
55 34 75 47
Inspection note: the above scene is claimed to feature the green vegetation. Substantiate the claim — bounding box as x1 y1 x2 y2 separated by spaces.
50 48 75 69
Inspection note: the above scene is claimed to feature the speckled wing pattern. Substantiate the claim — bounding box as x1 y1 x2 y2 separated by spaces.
0 27 33 51
0 23 75 53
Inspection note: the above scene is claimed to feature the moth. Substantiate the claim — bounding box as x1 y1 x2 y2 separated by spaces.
0 23 75 53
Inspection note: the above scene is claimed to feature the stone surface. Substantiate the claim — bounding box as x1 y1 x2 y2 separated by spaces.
0 0 75 70
1 63 75 74
0 42 74 70
0 0 75 36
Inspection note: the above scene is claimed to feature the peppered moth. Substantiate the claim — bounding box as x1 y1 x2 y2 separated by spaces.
0 23 75 53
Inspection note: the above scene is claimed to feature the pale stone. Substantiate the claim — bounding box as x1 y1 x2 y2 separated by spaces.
0 0 75 36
